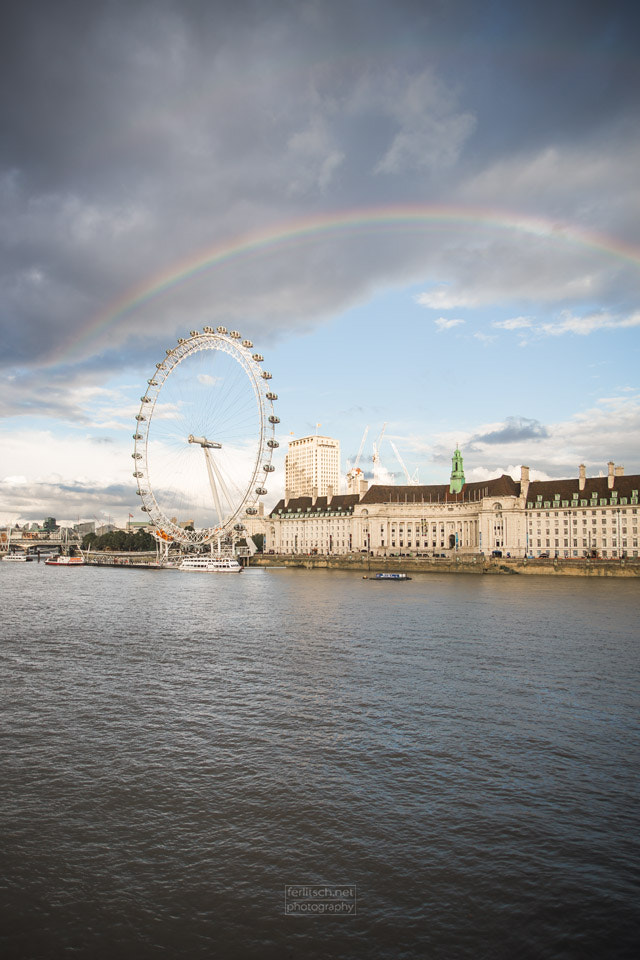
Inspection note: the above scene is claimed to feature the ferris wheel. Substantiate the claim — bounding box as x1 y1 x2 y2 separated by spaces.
132 326 279 547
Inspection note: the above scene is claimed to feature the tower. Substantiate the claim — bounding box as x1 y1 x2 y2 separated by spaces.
285 435 340 498
449 446 465 494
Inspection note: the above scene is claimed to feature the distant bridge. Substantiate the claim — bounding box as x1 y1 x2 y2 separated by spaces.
0 533 79 554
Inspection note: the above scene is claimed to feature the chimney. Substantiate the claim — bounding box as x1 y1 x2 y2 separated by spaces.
284 488 291 508
607 461 615 489
312 485 318 505
326 484 333 505
520 465 530 500
615 465 624 477
578 464 586 491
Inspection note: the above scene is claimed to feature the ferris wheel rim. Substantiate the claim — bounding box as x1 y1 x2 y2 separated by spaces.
132 327 279 546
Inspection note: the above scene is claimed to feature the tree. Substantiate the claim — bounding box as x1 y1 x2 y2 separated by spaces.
252 533 265 552
82 529 156 552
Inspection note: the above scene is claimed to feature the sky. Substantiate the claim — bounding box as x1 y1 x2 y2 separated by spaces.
1 0 639 526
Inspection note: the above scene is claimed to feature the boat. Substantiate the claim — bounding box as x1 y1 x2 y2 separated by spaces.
3 553 29 562
45 555 85 566
363 572 412 581
179 555 242 573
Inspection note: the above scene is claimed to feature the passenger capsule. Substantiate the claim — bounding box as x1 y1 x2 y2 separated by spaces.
252 353 264 362
140 396 150 403
135 414 146 422
133 471 143 478
203 326 213 333
242 339 253 348
266 392 277 400
255 486 268 495
263 464 275 473
261 371 272 379
268 415 280 424
267 439 279 448
245 507 258 516
132 453 142 459
217 325 228 334
133 433 143 440
230 330 241 339
233 523 245 531
141 506 150 512
190 330 199 336
147 379 158 386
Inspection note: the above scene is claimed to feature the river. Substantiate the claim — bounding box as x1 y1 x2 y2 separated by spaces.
1 563 638 959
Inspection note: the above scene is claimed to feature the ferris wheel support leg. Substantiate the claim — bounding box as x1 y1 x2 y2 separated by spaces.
203 447 225 529
207 451 236 521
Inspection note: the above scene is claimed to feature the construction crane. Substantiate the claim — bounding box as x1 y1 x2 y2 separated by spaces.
390 441 419 485
372 423 387 485
346 426 369 490
354 425 369 471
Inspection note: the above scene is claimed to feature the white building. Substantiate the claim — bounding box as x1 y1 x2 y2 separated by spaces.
524 462 638 558
285 434 340 499
262 453 639 560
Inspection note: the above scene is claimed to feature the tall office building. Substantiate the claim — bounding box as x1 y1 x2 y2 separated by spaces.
285 435 340 498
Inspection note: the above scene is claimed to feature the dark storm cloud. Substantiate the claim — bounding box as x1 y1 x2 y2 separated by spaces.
469 416 549 448
1 0 638 374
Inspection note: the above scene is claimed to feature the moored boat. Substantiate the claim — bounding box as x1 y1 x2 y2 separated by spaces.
179 555 242 573
45 555 85 566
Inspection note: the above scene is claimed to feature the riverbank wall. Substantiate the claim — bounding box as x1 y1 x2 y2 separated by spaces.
250 554 640 578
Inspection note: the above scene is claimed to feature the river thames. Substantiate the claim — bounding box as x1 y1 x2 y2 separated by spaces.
1 563 638 959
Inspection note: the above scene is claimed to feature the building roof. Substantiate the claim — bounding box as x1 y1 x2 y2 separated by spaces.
360 475 521 504
271 493 360 516
271 476 521 515
527 474 640 503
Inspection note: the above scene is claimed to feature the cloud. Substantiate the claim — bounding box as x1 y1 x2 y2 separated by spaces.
286 116 345 195
470 416 549 447
434 316 465 331
493 316 534 330
473 332 497 343
428 395 640 479
0 478 135 525
540 309 640 336
372 69 476 175
1 1 636 375
416 287 478 309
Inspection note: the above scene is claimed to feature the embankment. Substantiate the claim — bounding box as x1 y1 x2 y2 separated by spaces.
250 555 640 578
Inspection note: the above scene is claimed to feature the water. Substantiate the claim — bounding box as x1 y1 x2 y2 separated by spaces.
1 564 638 959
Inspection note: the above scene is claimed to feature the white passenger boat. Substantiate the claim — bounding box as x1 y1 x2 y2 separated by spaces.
179 555 242 573
3 553 29 562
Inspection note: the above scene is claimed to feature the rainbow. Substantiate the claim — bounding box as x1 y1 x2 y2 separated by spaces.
57 204 640 361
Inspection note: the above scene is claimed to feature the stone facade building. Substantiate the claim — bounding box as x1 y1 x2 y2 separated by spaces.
263 453 639 560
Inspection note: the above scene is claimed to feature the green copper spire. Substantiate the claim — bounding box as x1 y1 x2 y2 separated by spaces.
449 445 465 494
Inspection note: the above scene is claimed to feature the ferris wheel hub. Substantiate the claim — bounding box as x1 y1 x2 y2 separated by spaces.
188 435 222 449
